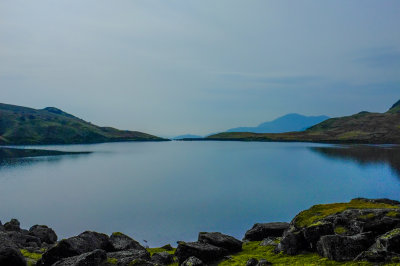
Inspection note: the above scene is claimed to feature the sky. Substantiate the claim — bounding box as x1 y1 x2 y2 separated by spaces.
1 0 400 137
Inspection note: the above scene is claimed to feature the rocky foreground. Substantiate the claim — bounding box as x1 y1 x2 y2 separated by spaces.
1 198 400 265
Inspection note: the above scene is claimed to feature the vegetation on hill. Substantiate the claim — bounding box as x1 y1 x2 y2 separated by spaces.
207 99 400 144
0 103 166 145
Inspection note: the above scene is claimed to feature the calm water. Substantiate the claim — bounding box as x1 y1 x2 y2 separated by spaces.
0 141 399 247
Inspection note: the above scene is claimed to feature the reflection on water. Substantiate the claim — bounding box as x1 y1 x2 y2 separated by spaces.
0 142 399 246
311 145 400 178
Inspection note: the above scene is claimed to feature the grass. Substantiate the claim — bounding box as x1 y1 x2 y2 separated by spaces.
218 241 371 266
358 213 376 220
381 228 400 240
107 257 118 264
386 211 400 217
293 199 399 228
147 247 176 256
20 249 42 261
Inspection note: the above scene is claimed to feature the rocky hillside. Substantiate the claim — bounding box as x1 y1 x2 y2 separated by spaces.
1 198 399 265
207 99 400 144
0 103 166 145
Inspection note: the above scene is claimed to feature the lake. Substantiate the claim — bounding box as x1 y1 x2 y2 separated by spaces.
0 141 399 247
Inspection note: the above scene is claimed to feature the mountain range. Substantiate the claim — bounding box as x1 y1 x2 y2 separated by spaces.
227 113 329 133
0 103 165 145
207 99 400 144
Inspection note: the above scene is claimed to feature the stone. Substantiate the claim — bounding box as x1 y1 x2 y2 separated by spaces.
0 246 26 266
52 249 107 266
302 222 334 250
375 228 400 253
29 225 58 244
198 232 242 252
175 241 225 263
129 259 155 265
0 231 41 249
317 232 375 261
181 256 205 266
38 231 113 266
244 222 289 241
276 230 307 255
259 237 280 247
258 259 272 265
151 251 174 265
109 232 146 252
4 219 21 232
160 244 173 251
106 249 150 265
246 258 258 266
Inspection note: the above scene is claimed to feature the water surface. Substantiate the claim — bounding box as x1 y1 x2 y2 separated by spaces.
0 141 399 247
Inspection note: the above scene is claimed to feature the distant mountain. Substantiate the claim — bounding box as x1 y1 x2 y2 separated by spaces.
207 99 400 144
0 103 166 145
173 134 203 140
227 113 330 133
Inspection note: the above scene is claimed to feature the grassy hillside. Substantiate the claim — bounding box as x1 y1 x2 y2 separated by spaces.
207 100 400 144
0 103 166 145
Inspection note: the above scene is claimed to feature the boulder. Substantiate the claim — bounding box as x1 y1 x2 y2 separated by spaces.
52 249 107 266
29 225 57 244
109 232 146 251
106 249 150 265
198 232 242 252
317 232 375 261
246 258 258 266
129 259 155 265
38 231 113 266
0 246 26 266
258 259 272 265
0 220 4 231
244 223 289 241
4 219 21 232
150 251 174 265
259 237 280 247
276 230 307 255
302 222 334 250
175 241 225 263
0 231 41 249
375 228 400 253
160 244 173 251
181 256 205 266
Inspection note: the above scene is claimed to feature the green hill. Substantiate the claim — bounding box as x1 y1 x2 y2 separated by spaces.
0 103 166 145
207 99 400 144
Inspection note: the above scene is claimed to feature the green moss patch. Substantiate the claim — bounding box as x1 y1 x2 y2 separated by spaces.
334 226 347 235
218 241 370 265
358 213 376 220
20 249 42 261
294 199 398 228
147 247 176 256
386 211 399 218
381 228 400 240
107 257 118 264
111 232 124 237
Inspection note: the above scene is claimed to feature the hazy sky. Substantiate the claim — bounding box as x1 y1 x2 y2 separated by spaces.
1 1 400 136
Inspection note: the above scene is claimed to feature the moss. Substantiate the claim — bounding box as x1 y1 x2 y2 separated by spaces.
334 226 347 235
386 211 399 217
294 199 398 228
218 241 371 265
358 213 376 220
111 232 124 237
20 249 42 261
381 228 400 239
107 257 118 264
147 247 176 256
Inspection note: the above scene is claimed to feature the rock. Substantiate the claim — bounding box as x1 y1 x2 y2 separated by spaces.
302 222 334 250
198 232 242 252
244 222 289 241
0 221 4 231
246 258 258 266
175 241 225 264
29 225 57 244
129 259 155 265
106 249 150 265
160 244 173 251
181 256 205 266
258 259 272 265
109 232 146 251
0 231 41 249
4 219 21 232
0 246 26 266
355 249 400 263
317 232 375 261
151 251 174 265
38 231 113 266
259 237 280 247
353 198 400 206
52 249 107 266
375 228 400 253
276 230 307 255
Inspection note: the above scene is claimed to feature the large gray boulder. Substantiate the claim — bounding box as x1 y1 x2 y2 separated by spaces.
109 232 146 251
52 249 107 266
198 232 242 252
181 256 205 266
4 219 21 232
29 225 57 244
0 231 41 249
150 251 174 265
244 222 289 241
175 241 225 264
0 246 26 266
317 232 375 261
38 231 113 266
106 249 150 265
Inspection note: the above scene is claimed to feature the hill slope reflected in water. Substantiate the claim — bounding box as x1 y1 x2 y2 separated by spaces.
310 145 400 178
